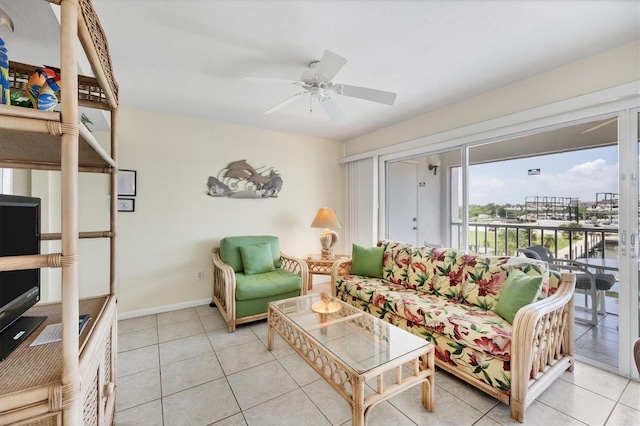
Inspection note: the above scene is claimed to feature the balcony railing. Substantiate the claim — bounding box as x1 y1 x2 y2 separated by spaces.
451 221 618 260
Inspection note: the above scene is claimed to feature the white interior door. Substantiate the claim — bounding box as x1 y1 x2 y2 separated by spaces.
387 161 418 245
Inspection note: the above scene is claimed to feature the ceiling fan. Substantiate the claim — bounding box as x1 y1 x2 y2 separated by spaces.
245 50 397 124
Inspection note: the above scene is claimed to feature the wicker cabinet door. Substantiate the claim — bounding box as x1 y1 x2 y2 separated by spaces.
81 313 116 426
83 371 100 426
102 325 116 426
13 412 61 426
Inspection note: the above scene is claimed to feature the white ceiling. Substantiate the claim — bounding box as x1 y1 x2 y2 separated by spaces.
3 1 640 141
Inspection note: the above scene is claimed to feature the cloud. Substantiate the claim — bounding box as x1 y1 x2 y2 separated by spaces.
468 158 617 205
553 159 617 200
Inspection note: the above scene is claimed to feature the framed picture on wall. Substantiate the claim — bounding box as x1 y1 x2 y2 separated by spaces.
118 169 136 196
117 198 135 212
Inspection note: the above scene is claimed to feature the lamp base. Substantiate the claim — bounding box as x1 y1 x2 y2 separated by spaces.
319 229 338 260
320 248 335 260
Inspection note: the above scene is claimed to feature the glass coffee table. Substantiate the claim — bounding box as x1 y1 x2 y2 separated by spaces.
268 293 434 426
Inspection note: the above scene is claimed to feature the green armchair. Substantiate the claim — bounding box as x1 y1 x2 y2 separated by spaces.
210 236 308 332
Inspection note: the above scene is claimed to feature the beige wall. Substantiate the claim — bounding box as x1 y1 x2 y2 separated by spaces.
26 169 111 303
111 107 344 314
345 41 640 156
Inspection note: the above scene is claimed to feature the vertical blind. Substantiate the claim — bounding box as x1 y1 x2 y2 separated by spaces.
0 169 11 194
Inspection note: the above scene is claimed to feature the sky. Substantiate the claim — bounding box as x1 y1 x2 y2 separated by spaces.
465 146 619 205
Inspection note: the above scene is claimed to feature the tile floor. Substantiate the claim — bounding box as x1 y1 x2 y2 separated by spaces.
116 283 640 426
573 293 621 368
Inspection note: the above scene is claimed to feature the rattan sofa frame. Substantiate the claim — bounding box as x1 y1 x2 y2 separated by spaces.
331 259 576 423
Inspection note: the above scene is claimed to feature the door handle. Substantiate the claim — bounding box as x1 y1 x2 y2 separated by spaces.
621 231 627 256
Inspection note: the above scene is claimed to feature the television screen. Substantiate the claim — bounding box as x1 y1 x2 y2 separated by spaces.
0 195 43 360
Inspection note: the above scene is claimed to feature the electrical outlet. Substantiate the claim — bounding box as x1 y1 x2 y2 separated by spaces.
196 270 204 281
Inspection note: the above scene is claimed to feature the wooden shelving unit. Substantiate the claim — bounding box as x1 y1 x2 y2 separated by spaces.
0 1 119 424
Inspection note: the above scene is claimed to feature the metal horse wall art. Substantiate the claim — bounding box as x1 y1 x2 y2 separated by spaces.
207 160 283 198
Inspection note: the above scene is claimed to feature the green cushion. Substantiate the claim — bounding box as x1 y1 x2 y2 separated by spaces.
219 236 281 273
235 269 301 301
350 244 384 278
236 289 301 318
495 269 543 324
239 242 276 275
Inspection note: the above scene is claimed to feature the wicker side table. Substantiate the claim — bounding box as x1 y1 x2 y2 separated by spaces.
305 254 351 290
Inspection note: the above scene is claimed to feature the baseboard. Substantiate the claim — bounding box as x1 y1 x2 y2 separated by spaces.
118 298 212 320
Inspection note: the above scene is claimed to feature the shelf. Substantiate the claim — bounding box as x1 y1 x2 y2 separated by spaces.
0 295 114 395
9 61 113 111
0 104 116 171
0 1 119 423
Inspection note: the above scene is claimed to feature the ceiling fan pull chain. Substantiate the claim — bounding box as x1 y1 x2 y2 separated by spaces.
309 95 312 116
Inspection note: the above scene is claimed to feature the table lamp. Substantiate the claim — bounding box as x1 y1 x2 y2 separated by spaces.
310 207 342 259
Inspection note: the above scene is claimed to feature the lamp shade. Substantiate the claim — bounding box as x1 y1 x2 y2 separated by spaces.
310 208 342 229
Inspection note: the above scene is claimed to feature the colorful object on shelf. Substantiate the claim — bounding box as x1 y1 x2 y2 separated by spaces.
37 69 61 111
0 7 14 105
26 69 46 106
26 67 61 111
0 38 8 105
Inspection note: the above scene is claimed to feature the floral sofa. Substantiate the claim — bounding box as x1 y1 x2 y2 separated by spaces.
330 240 576 422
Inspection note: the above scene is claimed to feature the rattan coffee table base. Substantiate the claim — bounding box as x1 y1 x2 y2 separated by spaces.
267 304 434 426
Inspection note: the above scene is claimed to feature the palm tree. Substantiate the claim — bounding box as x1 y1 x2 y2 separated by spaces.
543 234 555 250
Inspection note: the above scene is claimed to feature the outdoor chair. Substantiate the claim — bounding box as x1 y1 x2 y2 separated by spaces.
211 235 308 332
516 245 615 325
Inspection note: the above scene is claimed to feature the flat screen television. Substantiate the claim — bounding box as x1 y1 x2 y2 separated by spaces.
0 194 46 361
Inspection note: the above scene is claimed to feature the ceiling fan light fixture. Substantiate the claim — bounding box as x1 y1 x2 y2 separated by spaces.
253 50 397 123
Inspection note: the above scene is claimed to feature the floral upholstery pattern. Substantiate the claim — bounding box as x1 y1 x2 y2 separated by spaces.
406 245 433 290
408 247 468 300
548 270 561 295
338 291 512 395
463 256 550 310
334 241 552 397
335 274 406 304
370 288 512 355
378 240 412 285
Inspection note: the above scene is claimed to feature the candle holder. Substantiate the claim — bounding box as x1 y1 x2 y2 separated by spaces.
311 293 341 334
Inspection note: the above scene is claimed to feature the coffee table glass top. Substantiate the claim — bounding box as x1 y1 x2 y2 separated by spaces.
270 293 430 374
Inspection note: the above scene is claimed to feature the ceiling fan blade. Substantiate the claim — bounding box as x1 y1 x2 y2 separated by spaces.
336 84 396 105
320 97 346 125
315 50 347 81
264 92 307 115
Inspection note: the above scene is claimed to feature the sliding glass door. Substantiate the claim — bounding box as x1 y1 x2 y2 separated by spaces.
382 109 639 377
617 108 639 378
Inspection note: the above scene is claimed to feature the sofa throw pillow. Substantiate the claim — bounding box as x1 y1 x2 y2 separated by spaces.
495 269 543 324
239 242 276 275
350 244 384 278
